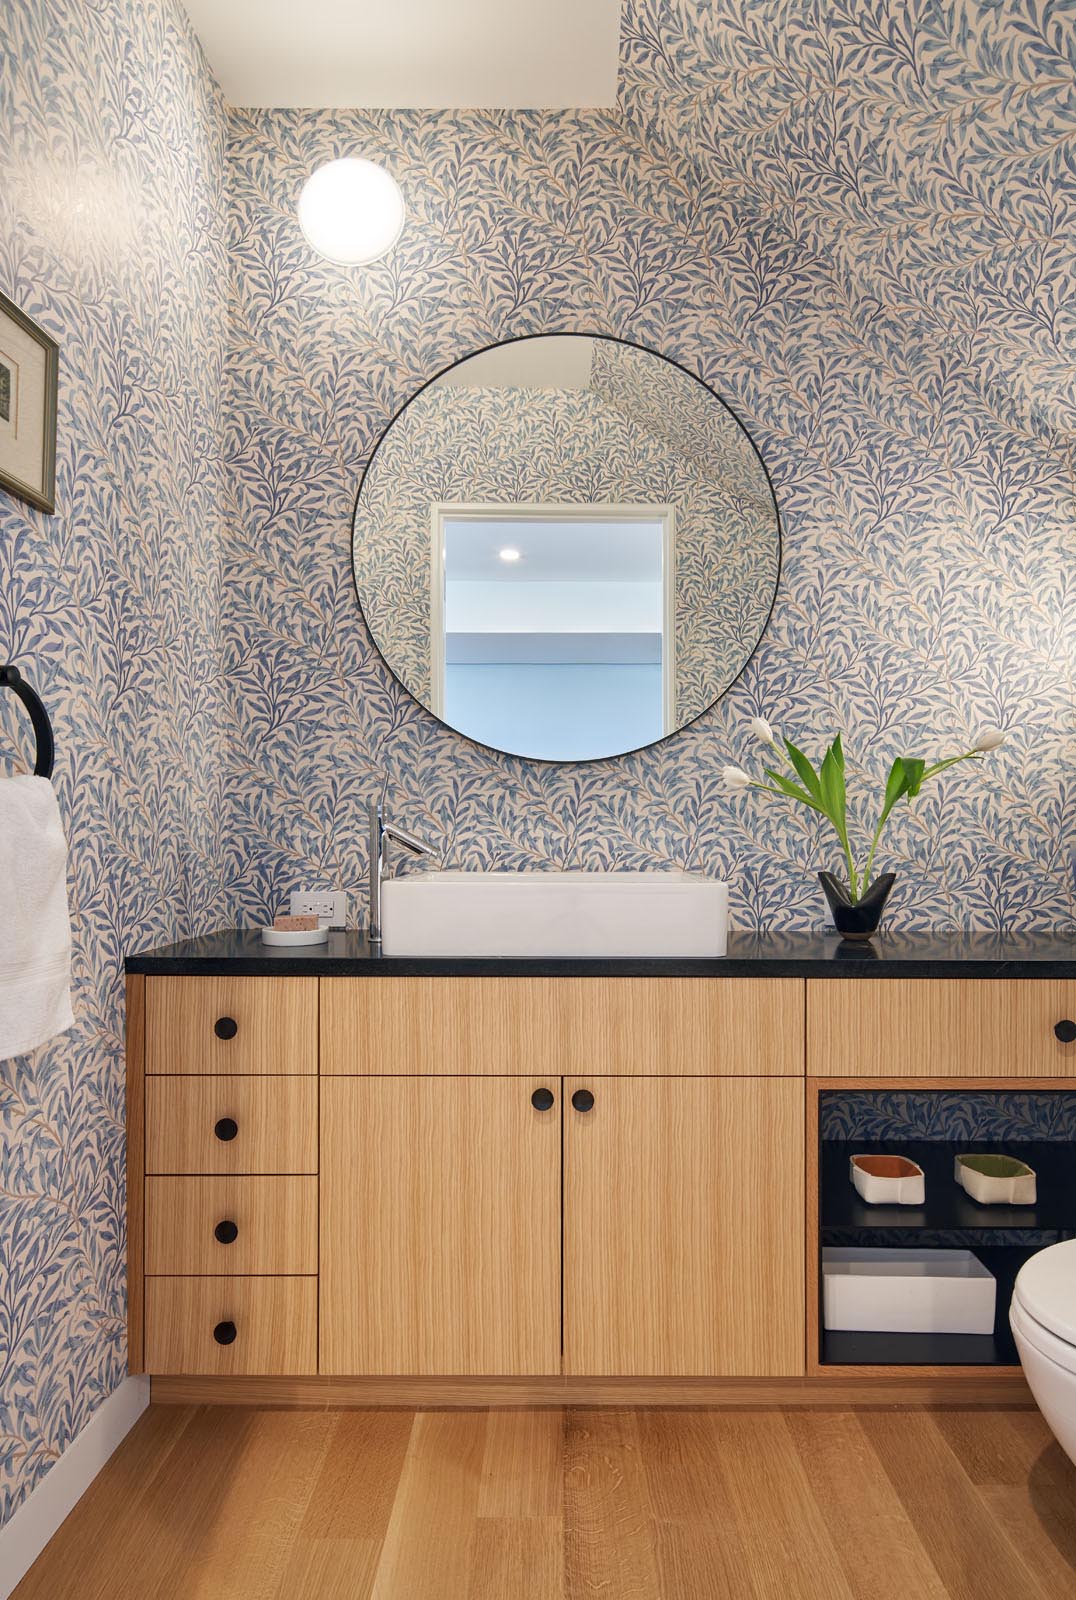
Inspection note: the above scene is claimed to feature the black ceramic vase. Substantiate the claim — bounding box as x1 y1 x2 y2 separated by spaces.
818 870 897 941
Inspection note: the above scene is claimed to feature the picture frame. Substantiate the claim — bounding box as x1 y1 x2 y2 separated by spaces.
0 288 58 514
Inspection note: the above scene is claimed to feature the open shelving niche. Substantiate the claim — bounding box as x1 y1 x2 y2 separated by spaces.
814 1086 1076 1371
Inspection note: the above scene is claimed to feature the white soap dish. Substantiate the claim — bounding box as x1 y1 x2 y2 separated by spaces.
954 1153 1036 1206
260 925 330 946
849 1153 926 1206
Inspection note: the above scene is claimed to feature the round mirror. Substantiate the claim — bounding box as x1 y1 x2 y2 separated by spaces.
352 334 780 763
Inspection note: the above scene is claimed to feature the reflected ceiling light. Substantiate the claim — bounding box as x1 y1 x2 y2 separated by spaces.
499 547 521 562
297 157 405 264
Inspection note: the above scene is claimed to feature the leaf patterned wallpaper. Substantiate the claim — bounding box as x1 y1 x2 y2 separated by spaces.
0 0 1074 1536
225 0 1075 935
0 0 228 1527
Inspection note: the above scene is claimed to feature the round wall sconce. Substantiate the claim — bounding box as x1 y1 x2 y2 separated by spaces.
297 157 405 265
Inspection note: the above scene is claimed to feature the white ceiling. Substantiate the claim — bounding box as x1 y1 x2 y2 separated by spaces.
444 517 664 582
433 336 596 391
182 0 622 108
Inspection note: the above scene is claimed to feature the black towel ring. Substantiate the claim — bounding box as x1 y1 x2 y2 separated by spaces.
0 664 55 778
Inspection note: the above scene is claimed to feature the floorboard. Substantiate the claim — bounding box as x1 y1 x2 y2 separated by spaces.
12 1403 1075 1599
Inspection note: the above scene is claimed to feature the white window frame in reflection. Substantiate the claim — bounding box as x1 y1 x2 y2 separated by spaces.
430 502 676 741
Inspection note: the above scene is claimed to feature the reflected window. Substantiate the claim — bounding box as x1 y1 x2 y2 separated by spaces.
433 507 673 761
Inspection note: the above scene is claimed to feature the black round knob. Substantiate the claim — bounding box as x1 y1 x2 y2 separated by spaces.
531 1087 555 1111
213 1320 237 1346
214 1116 239 1142
214 1016 238 1040
214 1219 239 1245
571 1089 595 1113
1055 1020 1076 1044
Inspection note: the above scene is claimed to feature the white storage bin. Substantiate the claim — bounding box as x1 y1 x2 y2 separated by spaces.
822 1247 996 1334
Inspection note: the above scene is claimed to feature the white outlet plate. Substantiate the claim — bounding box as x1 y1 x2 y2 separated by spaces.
290 890 348 928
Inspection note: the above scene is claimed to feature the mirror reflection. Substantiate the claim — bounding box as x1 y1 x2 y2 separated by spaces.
353 335 780 762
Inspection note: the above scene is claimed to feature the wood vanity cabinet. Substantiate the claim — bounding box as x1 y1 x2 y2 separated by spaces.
129 964 1076 1394
133 972 806 1383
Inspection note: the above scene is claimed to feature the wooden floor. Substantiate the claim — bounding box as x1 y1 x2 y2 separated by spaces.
14 1403 1076 1598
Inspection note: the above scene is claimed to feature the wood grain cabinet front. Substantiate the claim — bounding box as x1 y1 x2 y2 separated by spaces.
146 975 318 1075
144 1277 317 1375
145 1176 317 1275
321 976 803 1076
808 979 1076 1078
320 1076 561 1376
144 1076 317 1175
563 1076 805 1376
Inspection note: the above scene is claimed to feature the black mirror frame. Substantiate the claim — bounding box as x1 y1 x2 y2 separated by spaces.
349 330 783 767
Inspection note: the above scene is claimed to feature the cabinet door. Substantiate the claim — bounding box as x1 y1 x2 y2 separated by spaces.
564 1077 804 1376
321 1077 561 1375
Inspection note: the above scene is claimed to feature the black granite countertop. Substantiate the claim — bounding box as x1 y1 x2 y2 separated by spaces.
125 928 1076 978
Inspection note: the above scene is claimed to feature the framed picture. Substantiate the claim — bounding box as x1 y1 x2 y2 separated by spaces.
0 288 58 514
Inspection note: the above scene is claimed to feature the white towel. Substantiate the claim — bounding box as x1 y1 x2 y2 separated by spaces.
0 774 74 1059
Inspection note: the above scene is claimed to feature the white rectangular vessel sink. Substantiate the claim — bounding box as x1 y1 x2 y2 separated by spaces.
380 870 728 958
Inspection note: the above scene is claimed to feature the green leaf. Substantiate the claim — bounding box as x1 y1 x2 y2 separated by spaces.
762 768 825 812
882 757 908 814
875 757 910 830
818 738 847 830
782 739 822 801
901 757 927 799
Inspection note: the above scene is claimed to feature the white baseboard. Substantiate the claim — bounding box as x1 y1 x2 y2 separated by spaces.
0 1375 150 1599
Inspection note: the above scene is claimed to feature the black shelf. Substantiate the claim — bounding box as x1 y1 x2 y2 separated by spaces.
821 1140 1076 1234
820 1242 1027 1367
822 1330 1014 1366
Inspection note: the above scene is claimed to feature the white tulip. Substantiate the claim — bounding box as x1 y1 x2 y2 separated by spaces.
972 727 1005 752
749 716 779 746
721 764 753 791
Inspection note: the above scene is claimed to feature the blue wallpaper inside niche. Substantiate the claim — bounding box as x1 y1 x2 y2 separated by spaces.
821 1091 1076 1143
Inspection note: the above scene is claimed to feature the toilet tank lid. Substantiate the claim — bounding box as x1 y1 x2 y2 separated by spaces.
1014 1240 1076 1348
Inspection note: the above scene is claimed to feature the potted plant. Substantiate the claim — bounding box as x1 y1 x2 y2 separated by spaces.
722 720 1006 939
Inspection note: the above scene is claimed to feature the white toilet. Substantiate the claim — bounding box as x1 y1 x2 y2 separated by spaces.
1011 1239 1076 1463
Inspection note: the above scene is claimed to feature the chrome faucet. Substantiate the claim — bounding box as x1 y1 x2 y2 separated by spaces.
367 797 438 945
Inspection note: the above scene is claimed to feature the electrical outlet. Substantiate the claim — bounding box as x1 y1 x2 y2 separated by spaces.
290 890 348 928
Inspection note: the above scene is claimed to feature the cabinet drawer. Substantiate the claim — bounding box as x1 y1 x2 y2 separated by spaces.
145 1077 317 1173
322 977 804 1076
145 1276 317 1374
561 979 803 1077
146 976 317 1075
808 979 1076 1078
145 1177 317 1275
